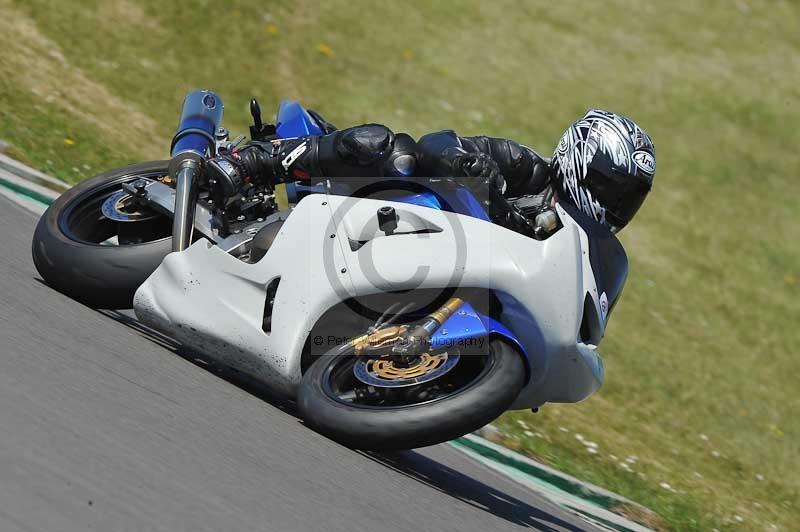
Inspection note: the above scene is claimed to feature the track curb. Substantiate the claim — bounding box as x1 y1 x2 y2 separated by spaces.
0 152 70 194
455 434 639 509
454 433 640 509
450 434 654 531
0 173 58 205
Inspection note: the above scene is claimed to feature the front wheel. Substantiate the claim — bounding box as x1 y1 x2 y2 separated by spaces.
32 161 173 309
298 338 525 450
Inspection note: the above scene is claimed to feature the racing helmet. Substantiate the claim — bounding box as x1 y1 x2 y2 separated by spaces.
551 109 655 231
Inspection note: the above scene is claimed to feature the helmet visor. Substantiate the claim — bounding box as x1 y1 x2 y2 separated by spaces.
587 168 652 229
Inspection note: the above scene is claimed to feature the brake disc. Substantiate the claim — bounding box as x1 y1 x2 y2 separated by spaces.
101 190 159 222
353 351 460 388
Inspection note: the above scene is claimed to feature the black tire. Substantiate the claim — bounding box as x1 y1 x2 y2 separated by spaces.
298 339 525 450
32 160 173 309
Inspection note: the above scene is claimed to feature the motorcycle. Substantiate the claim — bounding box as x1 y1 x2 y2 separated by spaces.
32 90 626 449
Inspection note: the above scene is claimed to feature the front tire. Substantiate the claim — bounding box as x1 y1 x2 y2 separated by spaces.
298 339 525 450
32 161 173 309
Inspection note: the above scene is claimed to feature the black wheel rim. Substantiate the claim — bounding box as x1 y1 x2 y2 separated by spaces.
320 346 496 410
58 169 172 246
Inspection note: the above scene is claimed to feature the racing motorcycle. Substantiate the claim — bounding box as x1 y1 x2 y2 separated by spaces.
32 90 625 449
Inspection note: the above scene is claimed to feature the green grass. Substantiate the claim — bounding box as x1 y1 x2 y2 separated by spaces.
1 1 798 529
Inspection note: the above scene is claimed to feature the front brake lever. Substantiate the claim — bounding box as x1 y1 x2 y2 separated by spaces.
228 134 246 150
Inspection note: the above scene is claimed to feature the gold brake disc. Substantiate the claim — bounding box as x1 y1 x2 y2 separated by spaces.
369 353 447 380
353 351 460 388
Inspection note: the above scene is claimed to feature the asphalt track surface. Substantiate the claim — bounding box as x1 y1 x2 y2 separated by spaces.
0 194 596 532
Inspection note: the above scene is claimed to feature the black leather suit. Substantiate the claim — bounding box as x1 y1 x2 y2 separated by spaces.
208 122 552 202
416 129 551 197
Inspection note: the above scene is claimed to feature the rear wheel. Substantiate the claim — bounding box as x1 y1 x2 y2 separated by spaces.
32 161 173 309
298 336 524 450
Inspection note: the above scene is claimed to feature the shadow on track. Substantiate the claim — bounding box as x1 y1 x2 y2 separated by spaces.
97 308 297 413
99 307 587 532
359 450 587 532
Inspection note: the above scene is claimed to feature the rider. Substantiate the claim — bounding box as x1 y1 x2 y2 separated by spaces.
206 108 656 233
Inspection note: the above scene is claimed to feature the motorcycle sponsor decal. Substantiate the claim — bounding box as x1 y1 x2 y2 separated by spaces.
599 291 609 322
282 141 308 170
632 150 656 175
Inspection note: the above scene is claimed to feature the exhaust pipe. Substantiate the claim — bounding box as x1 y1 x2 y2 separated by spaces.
169 90 224 252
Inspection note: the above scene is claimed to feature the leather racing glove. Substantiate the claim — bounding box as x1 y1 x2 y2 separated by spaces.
445 149 507 202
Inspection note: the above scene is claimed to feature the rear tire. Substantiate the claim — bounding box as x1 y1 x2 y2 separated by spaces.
32 161 173 309
298 339 525 450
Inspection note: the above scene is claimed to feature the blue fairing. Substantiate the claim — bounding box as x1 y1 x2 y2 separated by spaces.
450 186 492 222
430 301 530 376
276 100 325 137
393 191 442 210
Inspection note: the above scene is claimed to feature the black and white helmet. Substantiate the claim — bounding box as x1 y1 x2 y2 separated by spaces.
552 109 655 231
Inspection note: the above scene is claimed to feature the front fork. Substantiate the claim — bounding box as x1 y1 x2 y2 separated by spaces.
353 298 465 359
352 296 529 376
169 89 224 252
171 157 201 252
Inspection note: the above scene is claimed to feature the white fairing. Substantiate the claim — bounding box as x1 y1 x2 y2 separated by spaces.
134 193 607 408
